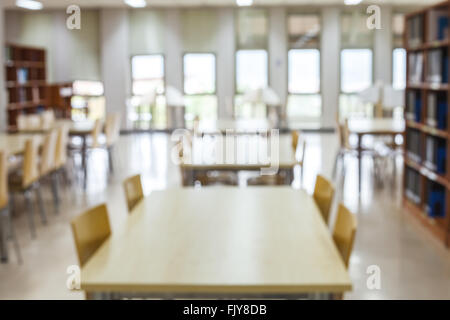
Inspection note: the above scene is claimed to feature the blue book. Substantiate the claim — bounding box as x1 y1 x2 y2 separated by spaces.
427 187 445 218
415 96 422 122
437 101 447 129
438 17 449 40
437 143 446 174
442 55 449 83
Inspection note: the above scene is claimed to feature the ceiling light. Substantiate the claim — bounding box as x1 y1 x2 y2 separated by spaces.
15 0 43 10
344 0 363 5
236 0 253 6
124 0 147 8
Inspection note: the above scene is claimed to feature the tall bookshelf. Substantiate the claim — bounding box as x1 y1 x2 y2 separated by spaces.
404 0 450 247
4 44 48 131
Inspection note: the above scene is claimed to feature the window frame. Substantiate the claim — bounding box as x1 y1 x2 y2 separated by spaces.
182 52 217 96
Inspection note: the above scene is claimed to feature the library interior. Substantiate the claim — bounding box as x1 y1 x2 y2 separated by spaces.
0 0 449 300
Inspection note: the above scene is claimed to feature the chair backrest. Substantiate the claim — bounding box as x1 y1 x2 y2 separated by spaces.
17 114 41 132
333 203 357 268
336 117 351 150
291 130 299 151
105 113 121 147
22 138 40 188
0 151 8 210
55 124 69 169
41 110 55 130
313 174 335 224
90 119 103 148
123 174 144 213
71 204 111 267
40 129 58 176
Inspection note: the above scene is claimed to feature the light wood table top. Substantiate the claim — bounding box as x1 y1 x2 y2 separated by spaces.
0 133 43 156
81 187 352 295
17 119 95 136
181 134 297 170
347 118 405 135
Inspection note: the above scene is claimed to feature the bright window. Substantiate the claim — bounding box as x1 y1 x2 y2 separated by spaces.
341 49 373 93
288 49 320 94
131 55 165 96
393 48 407 90
236 50 268 94
183 53 216 95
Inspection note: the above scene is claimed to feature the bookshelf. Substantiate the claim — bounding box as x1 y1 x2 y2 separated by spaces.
404 0 450 247
48 82 74 119
4 44 48 131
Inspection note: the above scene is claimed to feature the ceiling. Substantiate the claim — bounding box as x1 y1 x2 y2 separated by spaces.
3 0 440 9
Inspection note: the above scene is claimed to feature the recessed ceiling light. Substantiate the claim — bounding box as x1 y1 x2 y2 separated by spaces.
15 0 43 10
344 0 363 5
236 0 253 7
124 0 147 8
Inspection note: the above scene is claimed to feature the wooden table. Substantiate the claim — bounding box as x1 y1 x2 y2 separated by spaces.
347 118 405 193
180 134 298 186
0 133 43 156
80 187 352 298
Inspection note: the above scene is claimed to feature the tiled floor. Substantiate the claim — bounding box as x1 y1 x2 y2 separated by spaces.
0 132 449 299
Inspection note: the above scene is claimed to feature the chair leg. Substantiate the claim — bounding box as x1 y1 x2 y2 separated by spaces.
107 147 114 174
0 208 7 262
24 191 37 239
332 151 342 178
35 184 47 225
300 164 304 187
5 208 22 264
50 172 60 214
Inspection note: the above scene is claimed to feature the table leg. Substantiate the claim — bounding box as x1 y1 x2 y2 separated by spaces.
358 134 362 195
0 209 8 263
81 136 88 191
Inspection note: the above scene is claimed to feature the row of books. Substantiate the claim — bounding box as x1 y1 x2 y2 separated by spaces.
405 168 421 205
428 9 449 42
408 53 423 84
13 87 43 103
406 90 421 122
425 182 446 218
426 92 447 130
427 49 449 84
406 129 422 163
424 136 447 174
407 15 424 48
405 168 446 218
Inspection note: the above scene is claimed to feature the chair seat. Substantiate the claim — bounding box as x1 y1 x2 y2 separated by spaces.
197 171 238 186
247 174 286 186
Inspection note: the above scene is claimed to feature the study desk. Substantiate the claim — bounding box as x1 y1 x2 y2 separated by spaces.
80 187 352 299
196 119 272 135
347 118 405 193
180 134 298 186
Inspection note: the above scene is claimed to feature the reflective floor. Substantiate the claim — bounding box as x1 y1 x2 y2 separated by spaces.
0 133 449 299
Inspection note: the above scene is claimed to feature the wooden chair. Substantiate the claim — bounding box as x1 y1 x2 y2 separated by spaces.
55 124 70 180
246 174 286 186
70 204 111 267
17 114 41 132
292 130 306 186
333 203 357 268
105 113 121 173
123 174 144 213
9 138 47 238
313 175 335 225
0 151 22 263
40 129 60 212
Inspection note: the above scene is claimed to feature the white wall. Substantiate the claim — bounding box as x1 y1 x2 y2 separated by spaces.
321 7 341 129
268 7 288 114
374 5 393 84
165 9 183 93
100 9 131 129
217 8 235 118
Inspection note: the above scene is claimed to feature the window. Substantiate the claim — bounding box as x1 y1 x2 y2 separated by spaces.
393 48 407 90
287 13 321 122
340 12 374 119
236 50 268 94
235 8 269 118
130 54 165 129
183 53 217 123
183 53 216 95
